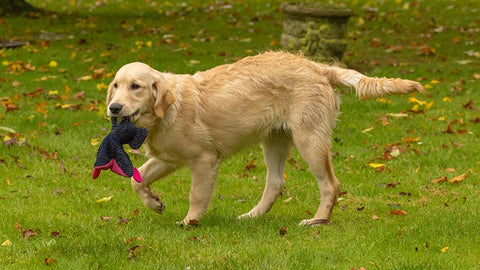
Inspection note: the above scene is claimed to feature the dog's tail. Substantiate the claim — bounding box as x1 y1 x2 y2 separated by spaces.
325 66 424 98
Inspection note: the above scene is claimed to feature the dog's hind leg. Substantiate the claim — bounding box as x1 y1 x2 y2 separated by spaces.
238 130 291 220
293 130 339 226
131 157 179 214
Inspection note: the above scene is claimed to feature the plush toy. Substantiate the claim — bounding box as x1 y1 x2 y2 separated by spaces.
92 116 148 183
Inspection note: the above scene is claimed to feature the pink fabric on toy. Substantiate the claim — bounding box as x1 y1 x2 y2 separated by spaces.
93 159 142 183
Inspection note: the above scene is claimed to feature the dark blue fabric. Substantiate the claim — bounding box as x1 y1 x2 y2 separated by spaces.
93 116 148 179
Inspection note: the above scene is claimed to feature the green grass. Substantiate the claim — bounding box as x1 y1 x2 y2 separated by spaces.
1 0 480 269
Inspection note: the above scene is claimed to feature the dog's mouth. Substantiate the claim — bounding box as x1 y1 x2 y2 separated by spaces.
129 109 140 118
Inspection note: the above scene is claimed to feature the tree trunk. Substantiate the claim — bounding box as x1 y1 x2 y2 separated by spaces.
0 0 39 15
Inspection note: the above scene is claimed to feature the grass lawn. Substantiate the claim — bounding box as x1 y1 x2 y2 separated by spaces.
1 0 479 269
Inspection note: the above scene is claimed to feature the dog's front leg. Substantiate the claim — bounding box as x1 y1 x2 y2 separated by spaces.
131 157 179 214
180 153 220 225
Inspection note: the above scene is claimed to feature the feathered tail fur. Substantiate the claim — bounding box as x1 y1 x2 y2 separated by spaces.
325 66 424 98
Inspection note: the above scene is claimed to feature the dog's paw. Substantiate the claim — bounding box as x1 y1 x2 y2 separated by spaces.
237 213 251 220
177 218 199 227
298 218 330 226
237 209 260 220
149 195 165 214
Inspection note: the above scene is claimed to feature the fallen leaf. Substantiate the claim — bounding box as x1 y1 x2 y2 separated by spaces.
91 138 99 146
441 246 449 253
448 173 467 183
128 245 143 260
283 197 293 203
1 240 12 246
431 176 448 184
389 210 407 215
188 219 199 226
96 196 113 203
368 163 384 169
44 258 56 265
279 227 287 236
118 217 130 225
403 137 421 143
361 127 374 133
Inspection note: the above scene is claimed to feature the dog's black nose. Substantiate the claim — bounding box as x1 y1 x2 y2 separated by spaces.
109 103 123 114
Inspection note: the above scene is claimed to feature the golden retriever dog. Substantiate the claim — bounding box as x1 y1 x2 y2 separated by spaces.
106 52 423 226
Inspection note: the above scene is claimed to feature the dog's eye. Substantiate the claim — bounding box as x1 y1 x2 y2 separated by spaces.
113 83 118 89
130 83 140 90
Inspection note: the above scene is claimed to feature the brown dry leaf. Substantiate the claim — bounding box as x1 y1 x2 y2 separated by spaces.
188 219 199 227
73 91 85 100
118 217 130 225
279 227 287 236
132 208 140 216
403 137 421 143
44 258 56 265
389 210 407 216
244 158 257 171
128 245 143 260
448 173 467 183
431 176 448 184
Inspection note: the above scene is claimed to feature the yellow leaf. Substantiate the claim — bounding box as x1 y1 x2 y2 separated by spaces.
442 97 452 102
284 172 289 181
49 61 58 67
96 83 109 90
424 84 433 89
426 101 434 109
2 60 9 66
97 103 106 117
77 75 92 81
48 90 58 96
91 138 99 146
357 17 365 26
448 173 467 183
411 104 420 112
408 97 427 105
1 240 12 246
361 127 374 133
96 196 113 203
441 246 449 253
369 163 384 169
430 79 440 84
437 116 446 121
376 98 392 104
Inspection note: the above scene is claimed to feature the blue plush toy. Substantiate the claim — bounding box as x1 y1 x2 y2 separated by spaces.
92 116 148 183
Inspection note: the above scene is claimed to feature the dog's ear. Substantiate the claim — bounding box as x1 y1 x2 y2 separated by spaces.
152 76 175 118
106 81 115 107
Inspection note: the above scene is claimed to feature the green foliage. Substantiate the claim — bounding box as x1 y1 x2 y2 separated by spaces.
1 0 479 269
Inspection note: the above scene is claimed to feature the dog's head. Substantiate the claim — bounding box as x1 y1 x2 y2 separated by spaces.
106 62 175 125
